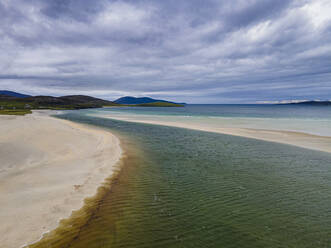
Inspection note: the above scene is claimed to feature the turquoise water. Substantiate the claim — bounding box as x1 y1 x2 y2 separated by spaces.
91 104 331 119
85 105 331 136
32 109 331 248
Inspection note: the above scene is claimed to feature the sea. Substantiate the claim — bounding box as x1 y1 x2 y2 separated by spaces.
30 104 331 248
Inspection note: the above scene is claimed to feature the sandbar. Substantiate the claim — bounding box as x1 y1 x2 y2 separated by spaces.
0 111 122 248
100 115 331 153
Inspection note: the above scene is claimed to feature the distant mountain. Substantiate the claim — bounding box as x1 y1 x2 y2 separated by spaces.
285 101 331 106
0 90 31 98
114 96 185 105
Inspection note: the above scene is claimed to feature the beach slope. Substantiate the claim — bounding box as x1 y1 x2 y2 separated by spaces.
0 111 121 248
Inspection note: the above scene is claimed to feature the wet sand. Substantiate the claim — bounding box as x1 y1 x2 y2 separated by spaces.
0 111 122 248
101 115 331 153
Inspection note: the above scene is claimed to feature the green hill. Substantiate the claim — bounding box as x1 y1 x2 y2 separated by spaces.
0 94 118 115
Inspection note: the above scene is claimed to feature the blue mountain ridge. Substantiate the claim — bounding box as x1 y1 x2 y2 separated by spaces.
0 90 31 98
114 96 185 105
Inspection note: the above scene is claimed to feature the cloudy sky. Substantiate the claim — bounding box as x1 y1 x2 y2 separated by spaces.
1 0 331 103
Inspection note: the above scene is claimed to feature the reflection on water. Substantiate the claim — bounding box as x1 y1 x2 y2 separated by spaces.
31 113 331 248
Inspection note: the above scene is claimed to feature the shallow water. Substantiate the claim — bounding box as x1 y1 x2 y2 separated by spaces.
86 104 331 136
31 112 331 248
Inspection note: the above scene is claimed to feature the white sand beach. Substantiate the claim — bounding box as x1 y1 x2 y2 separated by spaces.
0 111 122 248
101 115 331 153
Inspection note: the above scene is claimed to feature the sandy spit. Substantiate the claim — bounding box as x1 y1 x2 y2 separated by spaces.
0 111 122 248
101 115 331 154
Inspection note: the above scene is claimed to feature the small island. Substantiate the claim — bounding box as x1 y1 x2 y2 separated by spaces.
285 101 331 106
276 100 331 106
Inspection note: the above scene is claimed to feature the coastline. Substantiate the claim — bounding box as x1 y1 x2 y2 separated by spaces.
0 111 122 248
100 115 331 153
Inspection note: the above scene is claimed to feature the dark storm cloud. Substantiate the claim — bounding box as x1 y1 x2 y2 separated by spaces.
0 0 330 103
224 0 291 28
40 0 104 21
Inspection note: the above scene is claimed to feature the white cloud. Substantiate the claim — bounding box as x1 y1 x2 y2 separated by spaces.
95 1 154 35
302 0 331 28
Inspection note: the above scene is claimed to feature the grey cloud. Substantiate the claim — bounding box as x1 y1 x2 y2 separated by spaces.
224 0 292 28
0 0 330 103
39 0 105 21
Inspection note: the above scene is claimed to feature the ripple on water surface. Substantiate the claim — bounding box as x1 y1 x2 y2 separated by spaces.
30 114 331 248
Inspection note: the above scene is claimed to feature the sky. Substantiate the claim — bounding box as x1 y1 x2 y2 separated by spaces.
0 0 331 103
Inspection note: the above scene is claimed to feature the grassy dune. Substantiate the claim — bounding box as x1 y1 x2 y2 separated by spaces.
0 109 32 115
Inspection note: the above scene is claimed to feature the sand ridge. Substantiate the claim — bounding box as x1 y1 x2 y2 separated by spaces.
0 111 122 248
100 115 331 153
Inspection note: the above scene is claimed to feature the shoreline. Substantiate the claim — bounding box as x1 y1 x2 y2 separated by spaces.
0 111 122 248
99 115 331 153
